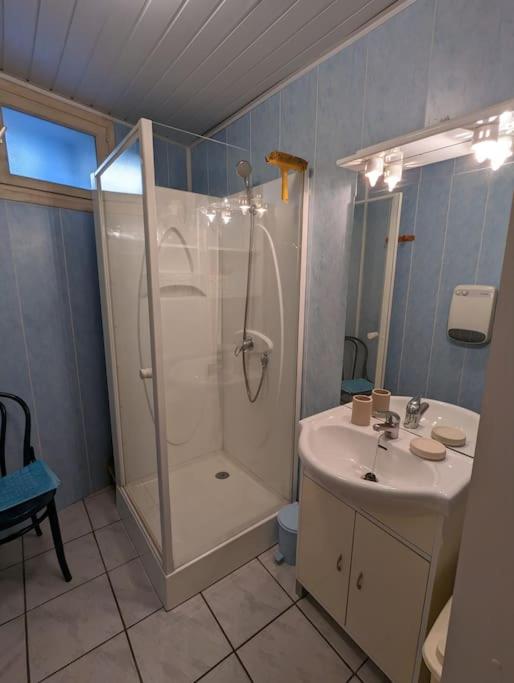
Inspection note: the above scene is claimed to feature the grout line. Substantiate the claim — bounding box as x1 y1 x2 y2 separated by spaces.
234 602 296 651
255 555 301 604
193 651 238 682
358 40 369 150
425 165 455 397
396 169 421 392
4 201 43 456
423 0 439 126
58 208 93 495
297 597 362 674
83 502 144 683
37 631 122 682
21 536 31 683
199 592 254 682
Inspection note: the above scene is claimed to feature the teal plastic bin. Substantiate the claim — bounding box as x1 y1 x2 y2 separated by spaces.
274 502 299 566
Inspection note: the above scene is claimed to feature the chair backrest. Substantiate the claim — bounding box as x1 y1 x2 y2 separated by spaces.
0 402 6 477
0 393 36 477
342 336 370 381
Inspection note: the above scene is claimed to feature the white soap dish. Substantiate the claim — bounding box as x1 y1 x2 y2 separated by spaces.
410 437 446 461
431 425 466 447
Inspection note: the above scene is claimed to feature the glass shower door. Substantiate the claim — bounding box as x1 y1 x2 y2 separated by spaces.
94 121 172 569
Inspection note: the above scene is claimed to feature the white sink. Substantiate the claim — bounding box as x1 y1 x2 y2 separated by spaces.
387 396 479 457
299 406 473 516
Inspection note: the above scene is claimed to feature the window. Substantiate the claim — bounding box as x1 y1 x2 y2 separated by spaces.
0 76 114 210
2 107 98 190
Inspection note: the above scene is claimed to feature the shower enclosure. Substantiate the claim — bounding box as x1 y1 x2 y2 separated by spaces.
93 119 307 607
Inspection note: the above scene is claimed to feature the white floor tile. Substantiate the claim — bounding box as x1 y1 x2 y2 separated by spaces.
203 559 292 647
109 558 161 627
45 633 139 683
85 488 120 530
238 606 352 682
25 533 104 610
258 545 298 599
95 521 137 570
28 574 123 681
0 562 24 625
24 501 92 559
298 595 367 671
129 594 231 682
0 616 26 682
201 654 250 682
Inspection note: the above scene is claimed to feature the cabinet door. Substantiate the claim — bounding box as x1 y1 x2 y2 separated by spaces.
346 515 429 683
297 476 355 625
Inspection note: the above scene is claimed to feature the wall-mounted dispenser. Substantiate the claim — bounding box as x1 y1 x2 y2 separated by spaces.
448 285 497 344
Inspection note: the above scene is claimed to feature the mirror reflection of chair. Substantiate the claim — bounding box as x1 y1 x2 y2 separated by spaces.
341 336 374 404
0 392 72 582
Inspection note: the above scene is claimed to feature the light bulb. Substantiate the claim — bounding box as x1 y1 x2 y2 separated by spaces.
221 209 231 224
239 198 250 215
490 136 512 170
472 121 499 163
364 156 384 187
383 162 402 192
256 206 266 217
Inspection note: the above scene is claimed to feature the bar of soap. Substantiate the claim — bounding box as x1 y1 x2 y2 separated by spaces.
410 437 446 461
431 425 466 447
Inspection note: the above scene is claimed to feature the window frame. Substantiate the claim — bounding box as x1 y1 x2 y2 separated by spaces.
0 77 114 211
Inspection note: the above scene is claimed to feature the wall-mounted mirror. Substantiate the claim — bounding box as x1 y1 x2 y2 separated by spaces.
342 193 401 401
339 100 514 418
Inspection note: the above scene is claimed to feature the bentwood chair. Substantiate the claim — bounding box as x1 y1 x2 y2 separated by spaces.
0 392 71 582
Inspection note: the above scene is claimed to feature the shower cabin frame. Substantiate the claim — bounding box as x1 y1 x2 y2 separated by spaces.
93 119 310 608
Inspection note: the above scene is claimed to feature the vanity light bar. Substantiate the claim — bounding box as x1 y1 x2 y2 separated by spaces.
337 99 514 181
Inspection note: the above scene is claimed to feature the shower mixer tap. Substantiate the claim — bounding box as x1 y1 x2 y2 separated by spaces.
234 337 254 357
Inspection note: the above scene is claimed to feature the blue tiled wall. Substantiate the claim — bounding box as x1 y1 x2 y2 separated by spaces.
382 158 513 412
196 0 514 417
0 201 112 507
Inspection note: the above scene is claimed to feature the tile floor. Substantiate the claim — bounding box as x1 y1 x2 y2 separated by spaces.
0 487 390 682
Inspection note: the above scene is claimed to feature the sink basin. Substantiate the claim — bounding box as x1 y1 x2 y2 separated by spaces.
299 406 473 515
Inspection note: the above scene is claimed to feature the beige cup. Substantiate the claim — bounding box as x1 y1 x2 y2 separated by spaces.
372 388 391 417
351 394 373 426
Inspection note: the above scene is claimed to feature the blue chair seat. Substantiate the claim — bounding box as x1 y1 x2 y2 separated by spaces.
0 460 60 513
341 378 374 395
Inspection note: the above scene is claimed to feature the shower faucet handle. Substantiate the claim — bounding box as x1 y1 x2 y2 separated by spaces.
234 337 254 357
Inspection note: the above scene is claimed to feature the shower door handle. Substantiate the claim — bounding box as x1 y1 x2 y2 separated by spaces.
139 368 153 379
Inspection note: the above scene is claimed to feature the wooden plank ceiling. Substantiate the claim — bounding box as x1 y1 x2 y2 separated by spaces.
0 0 399 134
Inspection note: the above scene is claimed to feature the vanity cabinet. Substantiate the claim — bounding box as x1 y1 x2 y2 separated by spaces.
297 475 464 683
296 475 355 626
346 515 429 683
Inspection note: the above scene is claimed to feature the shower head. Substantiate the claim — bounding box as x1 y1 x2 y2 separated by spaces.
236 160 252 188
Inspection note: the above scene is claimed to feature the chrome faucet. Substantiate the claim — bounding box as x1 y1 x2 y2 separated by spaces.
234 336 254 357
404 396 429 429
373 410 400 440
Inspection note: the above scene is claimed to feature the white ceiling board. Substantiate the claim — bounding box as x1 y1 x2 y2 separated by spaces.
29 0 77 89
2 0 39 79
114 0 224 118
51 0 111 97
153 0 298 124
124 0 261 122
90 0 183 111
188 0 396 132
166 0 336 126
72 0 148 105
0 0 406 134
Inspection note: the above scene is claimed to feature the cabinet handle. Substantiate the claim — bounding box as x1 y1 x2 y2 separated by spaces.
356 572 364 590
336 554 343 572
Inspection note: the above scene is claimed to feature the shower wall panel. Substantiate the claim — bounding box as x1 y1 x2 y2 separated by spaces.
154 187 223 468
221 175 303 500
